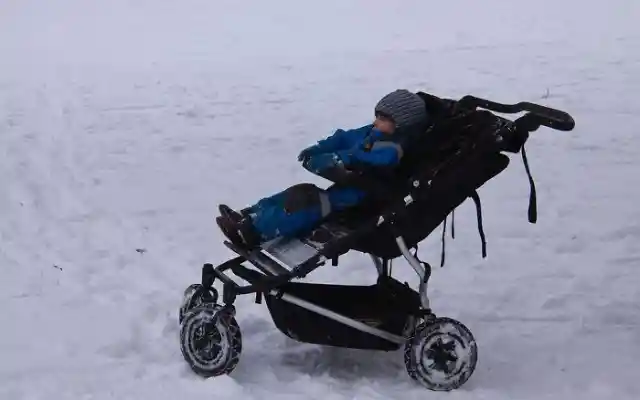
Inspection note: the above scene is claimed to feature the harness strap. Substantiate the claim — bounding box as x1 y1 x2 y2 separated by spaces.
470 190 487 258
440 215 447 267
439 209 457 267
438 145 536 265
451 209 455 239
521 144 537 223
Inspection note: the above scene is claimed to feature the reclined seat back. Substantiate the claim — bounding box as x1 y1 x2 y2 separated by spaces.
338 97 523 259
320 91 572 263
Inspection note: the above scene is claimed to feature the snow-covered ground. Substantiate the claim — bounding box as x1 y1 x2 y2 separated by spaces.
2 1 640 398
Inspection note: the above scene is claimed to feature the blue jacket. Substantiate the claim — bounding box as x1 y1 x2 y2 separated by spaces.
302 125 404 174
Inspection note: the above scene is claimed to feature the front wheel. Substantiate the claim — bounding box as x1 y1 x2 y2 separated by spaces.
179 283 218 324
179 304 242 377
404 317 478 391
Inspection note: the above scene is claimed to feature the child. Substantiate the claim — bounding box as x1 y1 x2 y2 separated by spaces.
217 89 429 247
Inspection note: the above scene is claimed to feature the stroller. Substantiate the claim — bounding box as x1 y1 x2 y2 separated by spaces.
177 92 575 391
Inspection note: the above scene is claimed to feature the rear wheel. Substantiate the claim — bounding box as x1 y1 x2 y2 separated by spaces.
404 317 477 391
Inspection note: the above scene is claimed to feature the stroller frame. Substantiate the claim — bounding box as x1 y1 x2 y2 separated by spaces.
177 93 575 391
211 233 431 345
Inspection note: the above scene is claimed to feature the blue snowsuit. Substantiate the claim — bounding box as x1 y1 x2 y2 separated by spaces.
247 124 405 241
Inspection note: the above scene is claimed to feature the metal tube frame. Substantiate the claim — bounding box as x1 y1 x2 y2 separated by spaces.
212 234 431 344
369 254 384 276
395 236 431 310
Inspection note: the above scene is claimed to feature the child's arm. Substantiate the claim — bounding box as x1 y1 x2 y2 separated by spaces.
302 141 403 177
336 141 403 169
300 125 372 159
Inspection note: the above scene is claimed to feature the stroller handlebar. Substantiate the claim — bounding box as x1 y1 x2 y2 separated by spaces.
457 95 575 132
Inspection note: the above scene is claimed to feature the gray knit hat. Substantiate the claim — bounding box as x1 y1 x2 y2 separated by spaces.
374 89 428 130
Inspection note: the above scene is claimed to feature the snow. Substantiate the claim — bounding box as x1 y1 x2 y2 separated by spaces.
1 0 640 398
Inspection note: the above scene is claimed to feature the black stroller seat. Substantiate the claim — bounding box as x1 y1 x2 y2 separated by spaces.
268 93 531 263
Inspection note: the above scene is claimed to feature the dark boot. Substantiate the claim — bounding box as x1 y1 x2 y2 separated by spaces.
236 217 261 248
216 213 261 248
218 204 243 222
216 216 243 246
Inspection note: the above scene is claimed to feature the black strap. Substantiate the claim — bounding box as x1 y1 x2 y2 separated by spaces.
521 145 537 223
451 209 455 239
440 215 447 267
470 190 487 258
439 208 458 267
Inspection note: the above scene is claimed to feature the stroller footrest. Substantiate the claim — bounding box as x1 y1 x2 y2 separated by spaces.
225 241 291 276
209 255 294 296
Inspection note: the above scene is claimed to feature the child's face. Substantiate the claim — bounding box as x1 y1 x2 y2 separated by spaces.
374 115 396 134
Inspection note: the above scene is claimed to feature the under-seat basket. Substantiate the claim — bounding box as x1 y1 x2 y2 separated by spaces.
265 275 421 350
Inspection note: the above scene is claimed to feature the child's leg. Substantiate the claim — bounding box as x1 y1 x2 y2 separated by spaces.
251 203 323 240
249 183 329 241
235 184 366 244
326 186 367 210
250 190 289 212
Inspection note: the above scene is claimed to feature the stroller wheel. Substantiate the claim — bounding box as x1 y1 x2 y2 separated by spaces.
404 317 477 391
179 283 218 324
180 304 242 378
